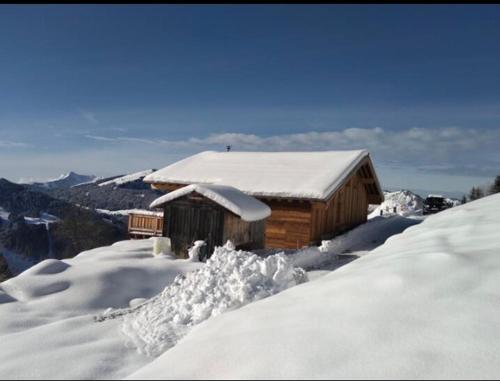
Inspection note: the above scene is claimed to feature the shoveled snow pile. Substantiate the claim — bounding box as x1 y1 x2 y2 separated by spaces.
129 193 500 380
121 244 307 356
369 189 423 218
99 169 155 187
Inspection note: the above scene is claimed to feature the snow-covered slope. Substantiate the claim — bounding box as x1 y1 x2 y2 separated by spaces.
130 193 500 380
2 194 499 379
25 171 98 189
0 207 9 222
0 240 203 379
369 189 424 218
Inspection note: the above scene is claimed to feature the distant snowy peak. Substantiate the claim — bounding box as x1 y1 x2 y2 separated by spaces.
26 172 98 189
98 169 155 187
368 189 424 219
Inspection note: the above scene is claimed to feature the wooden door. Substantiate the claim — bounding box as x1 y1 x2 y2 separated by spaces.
164 199 224 259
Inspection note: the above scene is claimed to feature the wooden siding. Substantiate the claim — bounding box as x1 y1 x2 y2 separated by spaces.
162 192 266 258
128 213 163 237
222 213 266 250
310 173 368 244
163 195 225 259
261 200 312 249
151 183 186 192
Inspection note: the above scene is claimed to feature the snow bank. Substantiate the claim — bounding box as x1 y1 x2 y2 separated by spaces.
129 193 500 380
369 189 424 218
121 245 307 356
99 169 155 187
144 150 381 200
150 183 271 222
289 215 422 270
0 239 202 380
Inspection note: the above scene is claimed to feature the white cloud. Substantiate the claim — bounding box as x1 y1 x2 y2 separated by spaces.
83 126 500 170
0 140 30 148
2 126 496 195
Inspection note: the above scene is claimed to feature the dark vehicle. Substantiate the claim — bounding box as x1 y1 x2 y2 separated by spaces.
423 195 450 215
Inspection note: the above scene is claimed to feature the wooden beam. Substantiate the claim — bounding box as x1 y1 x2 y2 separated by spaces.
360 178 374 184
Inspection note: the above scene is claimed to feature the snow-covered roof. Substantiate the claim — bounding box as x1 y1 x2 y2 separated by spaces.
144 150 374 200
150 184 271 222
96 209 164 217
99 169 155 187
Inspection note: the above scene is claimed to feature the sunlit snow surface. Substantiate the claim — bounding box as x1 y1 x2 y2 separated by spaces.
0 240 203 379
1 195 499 379
130 194 500 380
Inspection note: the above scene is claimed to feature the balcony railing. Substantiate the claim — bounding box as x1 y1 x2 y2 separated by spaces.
128 212 164 238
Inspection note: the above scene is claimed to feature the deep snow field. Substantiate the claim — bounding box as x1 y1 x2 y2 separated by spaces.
1 194 499 379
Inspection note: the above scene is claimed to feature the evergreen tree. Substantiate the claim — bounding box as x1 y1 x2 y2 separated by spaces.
468 187 477 201
490 175 500 195
460 194 467 204
477 187 485 199
468 186 485 201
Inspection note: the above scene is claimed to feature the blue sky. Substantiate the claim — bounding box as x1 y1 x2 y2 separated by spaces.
1 5 499 197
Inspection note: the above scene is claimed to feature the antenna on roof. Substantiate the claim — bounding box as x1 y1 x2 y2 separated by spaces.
226 145 231 152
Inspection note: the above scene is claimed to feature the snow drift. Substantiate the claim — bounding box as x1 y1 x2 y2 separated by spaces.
369 189 424 218
121 245 307 356
129 193 500 380
0 240 203 379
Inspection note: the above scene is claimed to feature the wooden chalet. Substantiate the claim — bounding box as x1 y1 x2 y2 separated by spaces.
129 150 384 251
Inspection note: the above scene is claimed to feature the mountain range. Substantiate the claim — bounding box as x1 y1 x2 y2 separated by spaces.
0 170 163 280
23 171 99 190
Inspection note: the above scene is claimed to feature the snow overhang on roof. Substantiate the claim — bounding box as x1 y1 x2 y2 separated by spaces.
150 184 271 222
144 150 381 201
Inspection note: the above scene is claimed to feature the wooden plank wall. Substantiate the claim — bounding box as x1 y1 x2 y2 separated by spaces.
163 196 225 259
151 183 186 192
310 173 368 243
262 200 312 249
222 214 266 250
